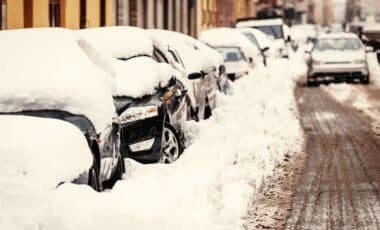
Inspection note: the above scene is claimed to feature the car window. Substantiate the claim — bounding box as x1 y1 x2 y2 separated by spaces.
216 47 246 62
242 32 260 49
314 38 362 51
254 25 284 39
153 48 168 63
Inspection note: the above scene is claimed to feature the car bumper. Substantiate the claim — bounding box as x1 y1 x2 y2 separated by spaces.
309 64 368 80
120 116 164 163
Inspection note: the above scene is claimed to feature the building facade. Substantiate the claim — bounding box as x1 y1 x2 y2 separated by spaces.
0 0 257 35
0 0 113 30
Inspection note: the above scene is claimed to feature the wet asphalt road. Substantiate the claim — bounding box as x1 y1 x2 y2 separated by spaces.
285 86 380 229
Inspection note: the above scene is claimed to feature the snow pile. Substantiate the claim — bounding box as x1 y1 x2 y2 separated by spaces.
4 56 307 230
0 28 115 131
113 57 176 97
0 116 92 230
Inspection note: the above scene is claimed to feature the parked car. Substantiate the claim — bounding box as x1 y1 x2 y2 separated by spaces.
0 28 124 192
213 46 250 81
235 18 290 58
306 33 370 85
199 27 263 67
77 27 189 164
149 29 223 120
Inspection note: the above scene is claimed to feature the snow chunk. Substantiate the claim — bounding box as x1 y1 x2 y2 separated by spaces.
0 28 115 131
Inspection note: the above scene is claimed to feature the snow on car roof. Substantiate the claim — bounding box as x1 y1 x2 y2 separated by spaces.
236 18 284 28
0 28 115 131
149 29 222 74
77 27 175 98
317 32 359 39
77 26 154 59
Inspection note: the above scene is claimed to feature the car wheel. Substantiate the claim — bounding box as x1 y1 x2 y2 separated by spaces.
102 153 124 189
159 124 182 164
361 75 370 84
88 166 101 192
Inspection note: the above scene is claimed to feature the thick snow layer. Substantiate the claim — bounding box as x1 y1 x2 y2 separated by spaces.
78 27 177 98
0 28 115 131
113 57 177 97
1 54 307 230
77 27 153 59
0 115 92 229
149 29 222 74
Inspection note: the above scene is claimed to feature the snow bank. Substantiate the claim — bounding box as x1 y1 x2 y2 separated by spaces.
0 115 92 229
0 28 115 131
3 55 307 230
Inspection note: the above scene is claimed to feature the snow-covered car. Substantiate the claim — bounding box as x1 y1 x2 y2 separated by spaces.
199 27 263 67
149 29 223 120
235 18 290 58
306 33 370 85
213 46 250 81
289 24 318 48
77 27 188 164
0 28 124 192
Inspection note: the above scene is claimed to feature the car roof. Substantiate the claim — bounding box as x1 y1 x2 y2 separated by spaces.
317 32 359 39
236 18 283 28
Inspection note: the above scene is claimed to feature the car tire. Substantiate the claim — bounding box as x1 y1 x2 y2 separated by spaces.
361 75 370 84
88 165 101 192
102 153 124 189
204 97 212 119
159 124 182 164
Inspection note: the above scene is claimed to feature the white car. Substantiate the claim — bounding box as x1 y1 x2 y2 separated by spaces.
214 46 250 81
236 18 290 58
307 33 370 85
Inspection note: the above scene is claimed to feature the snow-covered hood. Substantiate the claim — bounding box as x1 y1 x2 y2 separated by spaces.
225 60 250 75
312 50 366 62
0 115 92 190
0 28 115 132
113 57 177 98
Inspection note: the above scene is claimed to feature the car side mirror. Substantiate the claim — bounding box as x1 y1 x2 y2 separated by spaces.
167 76 177 87
248 57 253 64
261 47 270 53
365 46 374 53
286 35 292 43
188 72 203 80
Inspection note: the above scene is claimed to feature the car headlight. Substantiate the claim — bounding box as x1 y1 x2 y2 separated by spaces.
313 60 323 65
120 106 158 124
353 59 366 64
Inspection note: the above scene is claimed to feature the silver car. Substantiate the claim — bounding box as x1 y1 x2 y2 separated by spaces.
307 33 370 85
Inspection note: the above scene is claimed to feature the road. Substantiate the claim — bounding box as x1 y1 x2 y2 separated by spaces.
285 86 380 229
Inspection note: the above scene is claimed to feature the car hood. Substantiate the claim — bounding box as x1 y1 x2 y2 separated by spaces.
312 50 366 62
225 61 250 75
0 115 92 192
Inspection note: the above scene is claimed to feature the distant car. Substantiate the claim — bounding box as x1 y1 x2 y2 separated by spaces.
199 27 263 67
78 27 188 164
235 18 290 58
0 28 124 192
214 46 250 81
307 33 370 85
149 29 222 120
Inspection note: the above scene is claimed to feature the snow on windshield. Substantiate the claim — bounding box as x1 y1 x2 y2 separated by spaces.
254 25 284 40
216 47 246 62
314 38 362 51
0 28 115 131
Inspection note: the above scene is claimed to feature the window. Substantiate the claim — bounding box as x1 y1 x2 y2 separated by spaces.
0 0 6 30
100 0 105 26
129 0 137 26
49 0 60 27
24 0 33 28
80 0 86 28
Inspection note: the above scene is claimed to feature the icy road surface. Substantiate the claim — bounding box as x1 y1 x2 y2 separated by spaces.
286 86 380 229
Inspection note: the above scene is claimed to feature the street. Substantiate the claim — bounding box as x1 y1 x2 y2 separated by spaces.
287 85 380 229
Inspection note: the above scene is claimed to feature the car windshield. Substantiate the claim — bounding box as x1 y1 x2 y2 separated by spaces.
216 47 246 62
0 110 96 136
254 25 283 39
242 33 260 49
314 38 362 51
